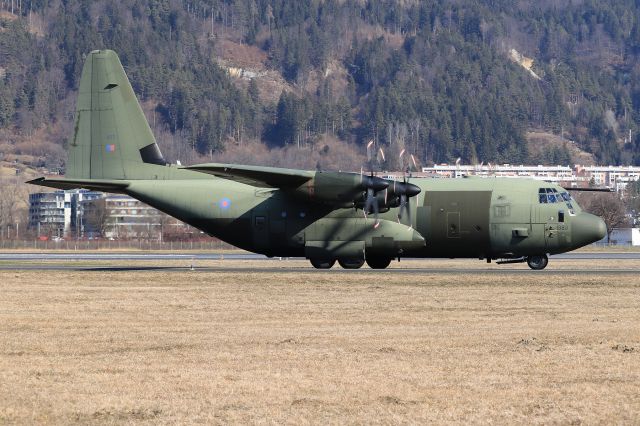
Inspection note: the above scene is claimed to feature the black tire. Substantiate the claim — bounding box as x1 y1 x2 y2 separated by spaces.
366 256 392 269
309 258 336 269
338 258 365 269
527 254 548 270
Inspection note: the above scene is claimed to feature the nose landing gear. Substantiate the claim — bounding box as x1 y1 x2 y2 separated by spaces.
496 254 549 270
527 254 548 270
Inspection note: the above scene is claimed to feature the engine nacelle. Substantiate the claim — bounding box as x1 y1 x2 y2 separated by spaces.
291 172 388 207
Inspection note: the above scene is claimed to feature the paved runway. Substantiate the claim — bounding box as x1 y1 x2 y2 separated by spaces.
0 251 637 274
0 251 639 261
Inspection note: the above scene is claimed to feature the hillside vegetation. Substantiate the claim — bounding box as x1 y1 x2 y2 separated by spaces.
2 0 640 171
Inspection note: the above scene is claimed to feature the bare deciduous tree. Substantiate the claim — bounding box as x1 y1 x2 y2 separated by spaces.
0 179 28 239
83 198 110 238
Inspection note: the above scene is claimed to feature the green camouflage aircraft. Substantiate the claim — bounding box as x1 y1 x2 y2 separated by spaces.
29 50 607 270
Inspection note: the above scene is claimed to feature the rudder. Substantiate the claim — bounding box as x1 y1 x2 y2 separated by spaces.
66 50 166 180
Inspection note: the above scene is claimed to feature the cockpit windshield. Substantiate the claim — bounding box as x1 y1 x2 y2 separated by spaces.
538 187 576 214
538 187 570 204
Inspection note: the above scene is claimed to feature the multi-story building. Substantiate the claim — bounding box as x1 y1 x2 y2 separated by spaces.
420 164 640 191
421 164 575 182
100 195 163 239
28 191 72 238
29 189 103 238
29 190 169 239
576 166 640 192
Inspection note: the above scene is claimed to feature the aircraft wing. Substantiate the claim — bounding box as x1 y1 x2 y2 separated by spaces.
27 177 130 193
563 187 613 192
182 163 314 188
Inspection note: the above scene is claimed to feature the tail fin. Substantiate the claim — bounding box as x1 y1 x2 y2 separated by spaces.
66 50 167 180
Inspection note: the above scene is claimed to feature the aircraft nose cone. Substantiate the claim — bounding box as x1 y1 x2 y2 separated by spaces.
572 213 607 248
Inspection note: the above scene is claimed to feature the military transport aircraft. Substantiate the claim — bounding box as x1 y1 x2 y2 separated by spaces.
28 50 607 270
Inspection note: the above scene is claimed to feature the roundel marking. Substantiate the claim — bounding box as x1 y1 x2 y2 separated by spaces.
218 197 232 209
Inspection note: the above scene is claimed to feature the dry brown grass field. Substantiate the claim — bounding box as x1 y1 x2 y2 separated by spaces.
1 259 639 424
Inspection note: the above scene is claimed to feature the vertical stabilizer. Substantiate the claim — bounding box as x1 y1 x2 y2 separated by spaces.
66 50 166 180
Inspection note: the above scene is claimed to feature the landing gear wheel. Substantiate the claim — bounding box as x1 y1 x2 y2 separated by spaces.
338 258 365 269
366 256 392 269
527 254 548 270
309 258 336 269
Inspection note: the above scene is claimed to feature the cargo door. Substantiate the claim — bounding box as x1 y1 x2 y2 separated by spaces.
427 191 491 257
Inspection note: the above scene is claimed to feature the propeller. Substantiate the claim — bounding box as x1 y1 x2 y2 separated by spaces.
394 150 421 229
360 173 388 227
360 141 388 228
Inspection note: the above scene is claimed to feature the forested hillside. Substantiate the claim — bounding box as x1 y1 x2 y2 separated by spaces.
2 0 640 171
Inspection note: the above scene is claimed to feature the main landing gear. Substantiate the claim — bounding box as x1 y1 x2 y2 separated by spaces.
309 256 392 269
309 258 336 269
337 258 365 269
365 256 392 269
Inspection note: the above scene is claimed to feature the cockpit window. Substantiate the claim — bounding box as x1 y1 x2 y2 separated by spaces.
538 188 568 204
545 188 557 203
538 188 547 203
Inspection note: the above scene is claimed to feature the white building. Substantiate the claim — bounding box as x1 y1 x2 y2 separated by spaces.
598 228 640 246
29 189 103 238
421 164 575 182
29 190 173 239
28 191 73 237
101 195 163 239
421 164 640 191
577 166 640 192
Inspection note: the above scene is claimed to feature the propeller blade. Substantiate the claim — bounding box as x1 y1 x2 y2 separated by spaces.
372 192 380 228
397 194 413 230
362 187 381 228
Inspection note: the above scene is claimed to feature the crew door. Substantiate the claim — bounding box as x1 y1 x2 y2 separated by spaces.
252 208 269 253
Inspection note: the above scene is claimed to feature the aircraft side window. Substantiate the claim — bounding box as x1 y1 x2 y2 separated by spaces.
561 192 571 202
558 211 565 223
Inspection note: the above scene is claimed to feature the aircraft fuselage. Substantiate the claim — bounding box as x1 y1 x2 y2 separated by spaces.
124 172 605 265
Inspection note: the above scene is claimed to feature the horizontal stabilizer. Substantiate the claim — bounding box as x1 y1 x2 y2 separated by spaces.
182 163 313 188
27 177 130 193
